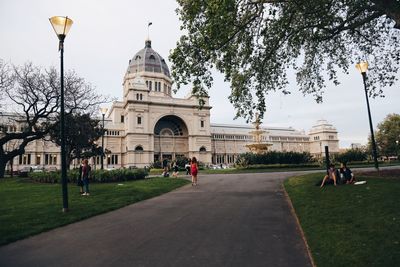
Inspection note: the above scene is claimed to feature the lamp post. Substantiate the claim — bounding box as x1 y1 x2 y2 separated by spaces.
49 16 73 212
355 61 379 171
100 107 108 170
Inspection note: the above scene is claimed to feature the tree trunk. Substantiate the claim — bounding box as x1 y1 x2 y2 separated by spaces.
0 158 6 179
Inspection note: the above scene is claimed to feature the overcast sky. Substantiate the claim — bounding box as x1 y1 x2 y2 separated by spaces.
1 0 399 148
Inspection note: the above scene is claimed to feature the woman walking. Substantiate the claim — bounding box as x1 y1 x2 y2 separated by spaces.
81 159 91 196
191 157 198 186
77 159 84 195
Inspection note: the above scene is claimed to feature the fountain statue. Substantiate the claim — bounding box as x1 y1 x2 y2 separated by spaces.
245 113 273 154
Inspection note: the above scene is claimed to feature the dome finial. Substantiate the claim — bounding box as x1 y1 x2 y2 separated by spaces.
145 39 151 48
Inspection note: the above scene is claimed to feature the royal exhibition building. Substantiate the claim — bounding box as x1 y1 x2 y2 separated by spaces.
2 39 339 171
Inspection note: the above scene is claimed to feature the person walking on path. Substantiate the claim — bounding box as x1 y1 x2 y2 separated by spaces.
191 157 198 186
81 159 91 196
77 159 84 195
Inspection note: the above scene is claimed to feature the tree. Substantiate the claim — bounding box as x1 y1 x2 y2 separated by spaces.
0 61 107 178
48 113 103 168
374 113 400 157
335 148 368 163
170 0 400 121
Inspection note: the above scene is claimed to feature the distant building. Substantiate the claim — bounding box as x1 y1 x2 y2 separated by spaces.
351 143 363 149
1 40 340 171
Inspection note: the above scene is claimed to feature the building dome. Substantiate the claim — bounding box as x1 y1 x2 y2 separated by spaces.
126 39 170 78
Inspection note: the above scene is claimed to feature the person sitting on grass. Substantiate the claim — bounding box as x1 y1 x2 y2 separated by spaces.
172 162 179 178
320 163 337 188
339 162 356 184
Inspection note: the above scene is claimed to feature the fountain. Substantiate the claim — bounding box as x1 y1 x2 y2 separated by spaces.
245 113 273 154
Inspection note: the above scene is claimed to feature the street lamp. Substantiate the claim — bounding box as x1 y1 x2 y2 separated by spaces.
100 107 108 170
355 61 379 171
49 16 73 212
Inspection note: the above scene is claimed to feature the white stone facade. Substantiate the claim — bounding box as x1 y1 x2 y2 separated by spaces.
1 40 339 171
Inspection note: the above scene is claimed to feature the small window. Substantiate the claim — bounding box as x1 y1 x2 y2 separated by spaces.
201 121 204 128
149 55 156 61
140 94 143 100
199 146 207 152
107 155 119 165
135 145 144 151
137 116 142 125
121 115 124 123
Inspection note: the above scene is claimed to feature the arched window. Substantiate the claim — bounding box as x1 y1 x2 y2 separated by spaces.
199 146 207 153
135 145 144 151
149 55 156 61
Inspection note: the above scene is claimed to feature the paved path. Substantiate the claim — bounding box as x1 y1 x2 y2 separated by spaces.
0 172 312 267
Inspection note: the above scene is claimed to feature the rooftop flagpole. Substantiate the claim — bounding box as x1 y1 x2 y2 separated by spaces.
147 22 152 40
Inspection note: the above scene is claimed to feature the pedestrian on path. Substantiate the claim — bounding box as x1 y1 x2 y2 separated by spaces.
185 160 191 175
77 159 84 195
81 159 91 196
191 157 198 186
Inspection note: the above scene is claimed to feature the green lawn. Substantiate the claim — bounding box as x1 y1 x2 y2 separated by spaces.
0 177 189 246
284 172 400 267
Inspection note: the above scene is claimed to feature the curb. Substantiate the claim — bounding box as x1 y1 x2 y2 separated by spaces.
282 183 317 267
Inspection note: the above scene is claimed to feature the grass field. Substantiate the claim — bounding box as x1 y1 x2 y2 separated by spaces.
0 177 190 246
284 171 400 267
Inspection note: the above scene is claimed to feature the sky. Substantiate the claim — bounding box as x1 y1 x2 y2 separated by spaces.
0 0 399 148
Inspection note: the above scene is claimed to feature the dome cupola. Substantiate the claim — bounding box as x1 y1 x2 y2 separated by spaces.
126 39 170 77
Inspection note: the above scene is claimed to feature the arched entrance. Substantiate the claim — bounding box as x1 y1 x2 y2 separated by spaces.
153 115 189 162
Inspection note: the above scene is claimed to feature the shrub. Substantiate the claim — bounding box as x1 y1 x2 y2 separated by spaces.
335 148 368 164
29 168 148 183
235 163 320 170
29 171 60 183
150 161 162 169
235 151 314 166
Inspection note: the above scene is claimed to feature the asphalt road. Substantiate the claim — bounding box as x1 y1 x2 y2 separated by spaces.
0 172 313 267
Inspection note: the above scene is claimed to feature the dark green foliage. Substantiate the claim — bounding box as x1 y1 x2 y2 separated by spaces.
236 163 320 170
374 113 400 157
236 151 314 166
284 172 400 266
171 0 400 121
48 113 103 166
150 161 162 169
335 148 368 163
174 156 190 168
29 168 148 184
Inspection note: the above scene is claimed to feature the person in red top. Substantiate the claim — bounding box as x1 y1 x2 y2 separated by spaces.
191 157 198 186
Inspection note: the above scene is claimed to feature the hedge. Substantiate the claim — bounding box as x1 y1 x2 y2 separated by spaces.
236 151 314 166
29 168 148 184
